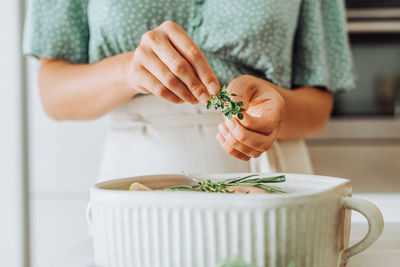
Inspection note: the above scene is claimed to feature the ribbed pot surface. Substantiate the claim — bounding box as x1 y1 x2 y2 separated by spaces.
90 173 352 267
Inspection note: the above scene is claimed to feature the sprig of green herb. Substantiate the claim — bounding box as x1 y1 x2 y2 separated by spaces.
164 174 286 194
206 85 245 120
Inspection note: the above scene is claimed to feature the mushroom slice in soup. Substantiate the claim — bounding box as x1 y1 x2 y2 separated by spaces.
129 182 152 191
225 185 272 194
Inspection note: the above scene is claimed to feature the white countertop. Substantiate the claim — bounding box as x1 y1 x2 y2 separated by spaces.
346 193 400 267
347 223 400 267
55 194 400 267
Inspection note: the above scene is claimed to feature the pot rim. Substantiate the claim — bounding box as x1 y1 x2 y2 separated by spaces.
90 173 353 206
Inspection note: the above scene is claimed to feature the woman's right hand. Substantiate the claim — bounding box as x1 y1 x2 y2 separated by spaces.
123 21 220 104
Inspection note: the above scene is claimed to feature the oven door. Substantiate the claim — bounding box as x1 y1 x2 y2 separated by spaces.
332 34 400 118
346 0 400 34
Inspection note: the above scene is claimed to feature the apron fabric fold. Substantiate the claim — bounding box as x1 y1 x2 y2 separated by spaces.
98 94 313 181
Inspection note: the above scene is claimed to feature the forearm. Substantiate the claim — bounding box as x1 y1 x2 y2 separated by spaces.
39 52 136 120
275 86 333 139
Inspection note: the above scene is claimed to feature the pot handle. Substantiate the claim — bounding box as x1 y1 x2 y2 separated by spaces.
340 197 384 265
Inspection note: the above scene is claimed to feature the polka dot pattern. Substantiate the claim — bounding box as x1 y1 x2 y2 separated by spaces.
24 0 89 63
23 0 355 93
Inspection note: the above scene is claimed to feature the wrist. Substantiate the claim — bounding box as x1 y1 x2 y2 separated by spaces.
273 86 287 120
260 80 287 126
110 51 138 98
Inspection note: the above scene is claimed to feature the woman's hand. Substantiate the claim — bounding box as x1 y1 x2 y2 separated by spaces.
37 21 220 120
216 75 286 161
123 21 220 104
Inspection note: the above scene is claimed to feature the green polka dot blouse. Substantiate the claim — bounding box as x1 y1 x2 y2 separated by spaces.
23 0 355 93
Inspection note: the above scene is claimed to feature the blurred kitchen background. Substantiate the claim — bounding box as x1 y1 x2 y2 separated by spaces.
1 1 399 267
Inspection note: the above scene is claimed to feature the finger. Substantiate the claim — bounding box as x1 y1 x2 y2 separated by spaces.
136 47 198 104
241 92 284 135
225 118 276 152
160 21 220 95
135 87 151 94
153 40 210 104
141 30 210 104
238 110 279 135
218 123 263 158
216 133 251 161
137 66 184 104
224 77 253 108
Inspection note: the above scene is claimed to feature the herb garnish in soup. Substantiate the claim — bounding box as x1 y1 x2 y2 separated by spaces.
128 174 286 194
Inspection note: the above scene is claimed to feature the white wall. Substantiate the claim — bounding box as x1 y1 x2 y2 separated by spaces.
1 5 109 267
27 59 108 267
0 1 24 267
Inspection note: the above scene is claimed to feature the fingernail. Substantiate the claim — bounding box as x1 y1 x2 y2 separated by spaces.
199 92 210 104
218 124 229 136
208 81 219 95
216 133 225 143
226 119 236 130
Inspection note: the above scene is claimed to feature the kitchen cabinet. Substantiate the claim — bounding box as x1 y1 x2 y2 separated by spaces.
307 118 400 193
309 144 400 192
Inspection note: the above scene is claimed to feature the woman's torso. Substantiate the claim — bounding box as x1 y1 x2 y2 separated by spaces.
23 0 355 179
87 0 302 87
92 0 315 180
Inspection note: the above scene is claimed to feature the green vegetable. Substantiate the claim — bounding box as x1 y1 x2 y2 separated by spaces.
207 85 245 120
219 259 258 267
218 259 296 267
164 174 286 194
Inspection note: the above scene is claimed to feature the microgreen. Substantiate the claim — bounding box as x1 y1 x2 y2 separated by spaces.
164 174 286 194
206 85 245 120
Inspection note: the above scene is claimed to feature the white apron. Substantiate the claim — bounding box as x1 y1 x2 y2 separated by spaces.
98 94 313 181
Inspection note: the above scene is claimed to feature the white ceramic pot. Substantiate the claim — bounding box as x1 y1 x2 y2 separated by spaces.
87 173 384 267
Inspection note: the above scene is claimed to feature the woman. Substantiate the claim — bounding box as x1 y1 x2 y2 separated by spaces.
24 0 355 180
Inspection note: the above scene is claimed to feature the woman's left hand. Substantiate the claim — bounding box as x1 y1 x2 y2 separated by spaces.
216 75 286 161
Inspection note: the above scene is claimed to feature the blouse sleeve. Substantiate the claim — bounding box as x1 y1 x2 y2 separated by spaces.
292 0 356 93
23 0 89 64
